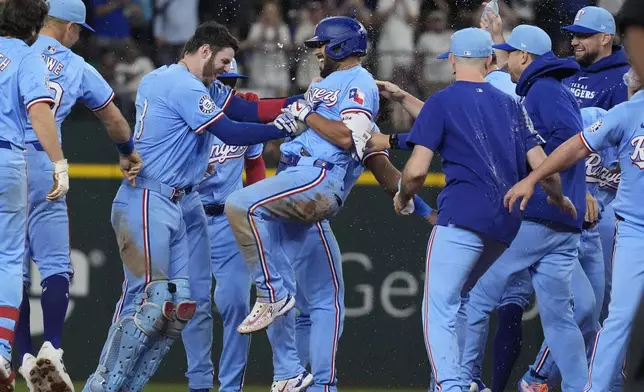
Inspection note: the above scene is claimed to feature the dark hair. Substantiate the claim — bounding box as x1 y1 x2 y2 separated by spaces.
0 0 48 42
181 21 239 58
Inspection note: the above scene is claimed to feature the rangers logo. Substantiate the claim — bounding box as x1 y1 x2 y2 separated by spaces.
209 144 248 164
585 152 620 189
630 135 644 169
348 87 365 105
575 9 586 22
199 95 216 114
305 87 340 107
587 118 603 133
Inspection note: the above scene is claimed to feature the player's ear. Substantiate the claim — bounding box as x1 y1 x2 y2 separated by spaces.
200 44 212 60
448 53 456 75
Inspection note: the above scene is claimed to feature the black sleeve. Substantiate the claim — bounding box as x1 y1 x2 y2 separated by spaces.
618 0 644 31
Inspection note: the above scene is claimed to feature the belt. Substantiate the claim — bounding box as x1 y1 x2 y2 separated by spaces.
203 204 225 216
129 177 193 202
26 141 44 151
616 213 624 222
0 140 10 150
279 154 334 170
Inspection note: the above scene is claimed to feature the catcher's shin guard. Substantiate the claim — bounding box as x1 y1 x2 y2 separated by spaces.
125 279 196 392
84 280 176 392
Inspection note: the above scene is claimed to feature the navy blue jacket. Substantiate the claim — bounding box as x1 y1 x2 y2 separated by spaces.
564 46 630 110
516 51 586 231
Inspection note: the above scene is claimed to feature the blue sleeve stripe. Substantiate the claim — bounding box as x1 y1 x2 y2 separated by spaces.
90 91 116 112
27 97 55 110
195 112 225 135
341 107 372 118
579 132 596 153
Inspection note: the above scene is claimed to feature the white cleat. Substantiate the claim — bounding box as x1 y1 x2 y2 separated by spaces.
18 354 39 392
34 341 74 392
469 381 491 392
237 294 295 334
0 355 15 392
270 371 314 392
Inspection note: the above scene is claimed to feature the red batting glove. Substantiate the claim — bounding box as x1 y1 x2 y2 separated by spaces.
236 91 260 102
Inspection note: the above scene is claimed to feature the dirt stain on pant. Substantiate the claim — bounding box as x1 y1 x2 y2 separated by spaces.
112 211 148 279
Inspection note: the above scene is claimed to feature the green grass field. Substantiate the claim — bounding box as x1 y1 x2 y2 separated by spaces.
11 383 427 392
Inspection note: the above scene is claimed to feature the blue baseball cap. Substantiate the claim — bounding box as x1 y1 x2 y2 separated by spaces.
47 0 94 32
563 6 616 35
217 58 248 79
437 28 494 60
492 25 552 56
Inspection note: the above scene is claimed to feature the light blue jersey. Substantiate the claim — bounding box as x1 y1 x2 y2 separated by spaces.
134 64 225 189
485 70 519 101
580 107 620 210
25 35 114 143
0 37 54 148
281 65 379 171
580 90 644 226
197 141 263 205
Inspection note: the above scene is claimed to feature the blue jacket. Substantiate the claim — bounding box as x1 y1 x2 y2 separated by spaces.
517 51 586 231
564 46 630 110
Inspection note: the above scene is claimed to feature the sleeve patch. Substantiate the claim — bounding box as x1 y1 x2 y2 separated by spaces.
199 95 217 114
587 118 603 133
348 87 365 106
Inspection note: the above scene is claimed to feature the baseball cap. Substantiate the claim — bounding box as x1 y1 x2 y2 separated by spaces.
437 28 494 59
47 0 95 32
492 25 552 56
563 6 616 35
218 58 248 79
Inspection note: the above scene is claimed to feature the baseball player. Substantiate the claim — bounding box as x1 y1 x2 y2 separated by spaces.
503 64 644 392
394 27 574 392
13 1 143 390
0 0 70 388
224 16 379 335
455 25 590 392
83 21 300 392
181 60 315 392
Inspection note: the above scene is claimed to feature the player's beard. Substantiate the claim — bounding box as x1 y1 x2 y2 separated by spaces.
576 49 600 68
320 55 340 78
202 56 218 87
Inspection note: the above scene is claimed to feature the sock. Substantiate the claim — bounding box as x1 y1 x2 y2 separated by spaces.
492 303 524 392
40 274 70 349
14 284 33 357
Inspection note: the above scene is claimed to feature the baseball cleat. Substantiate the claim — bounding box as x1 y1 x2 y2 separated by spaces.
269 371 313 392
237 294 295 334
0 356 15 392
518 379 548 392
34 341 74 392
18 354 39 392
469 381 491 392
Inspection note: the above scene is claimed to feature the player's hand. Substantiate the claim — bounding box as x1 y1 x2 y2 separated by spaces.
236 91 260 102
427 210 438 225
47 159 69 201
393 191 413 215
376 80 406 103
503 178 536 213
480 3 503 39
120 150 143 186
584 191 599 227
283 99 314 123
365 132 391 153
274 112 304 136
548 195 578 220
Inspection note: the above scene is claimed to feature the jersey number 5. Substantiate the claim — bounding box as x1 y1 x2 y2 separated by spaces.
133 99 149 140
48 81 63 115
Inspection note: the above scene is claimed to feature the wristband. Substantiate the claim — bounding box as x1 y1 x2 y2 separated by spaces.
389 133 399 149
116 136 134 155
413 195 433 219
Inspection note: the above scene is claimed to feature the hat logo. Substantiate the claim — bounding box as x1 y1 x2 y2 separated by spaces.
464 50 472 56
600 24 606 30
575 9 585 22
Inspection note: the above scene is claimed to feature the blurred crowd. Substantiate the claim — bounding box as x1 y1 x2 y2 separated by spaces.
0 0 622 129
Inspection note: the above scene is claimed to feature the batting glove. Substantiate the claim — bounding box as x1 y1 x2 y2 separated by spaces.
47 159 69 201
274 112 301 136
284 99 315 123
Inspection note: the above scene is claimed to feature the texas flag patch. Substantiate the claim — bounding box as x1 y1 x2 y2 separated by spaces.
348 87 365 106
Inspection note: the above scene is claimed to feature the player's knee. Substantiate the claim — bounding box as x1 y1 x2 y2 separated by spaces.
133 280 176 337
165 279 196 338
214 287 249 317
573 293 596 325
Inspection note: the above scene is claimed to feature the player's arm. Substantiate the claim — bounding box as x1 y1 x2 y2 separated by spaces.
376 81 424 118
305 111 354 149
481 4 509 68
244 148 266 185
365 152 436 223
223 93 305 123
20 55 68 200
398 145 434 205
367 132 413 152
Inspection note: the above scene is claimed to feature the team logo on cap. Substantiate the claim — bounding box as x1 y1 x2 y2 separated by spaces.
199 95 216 114
575 9 586 22
588 118 603 133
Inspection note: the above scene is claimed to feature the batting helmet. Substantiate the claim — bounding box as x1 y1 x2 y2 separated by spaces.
304 16 368 60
